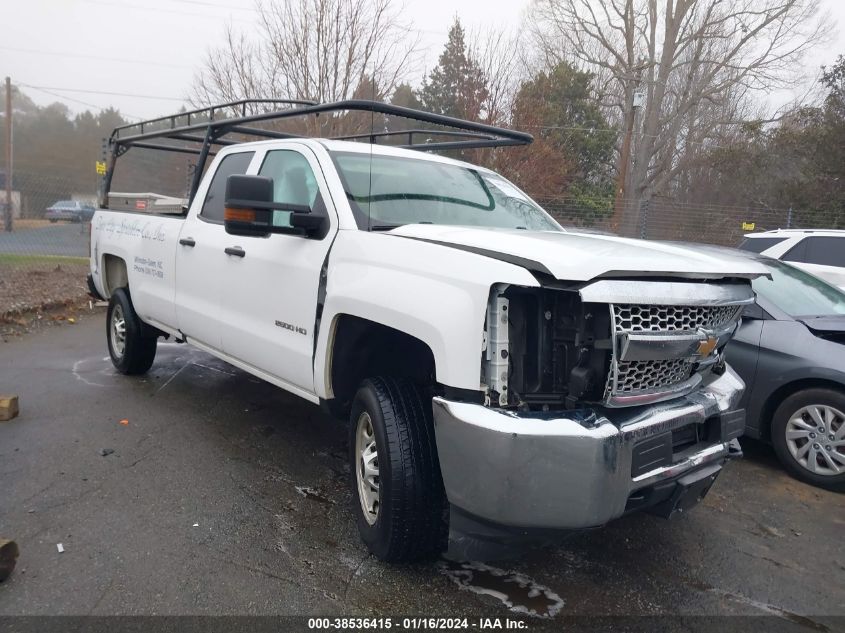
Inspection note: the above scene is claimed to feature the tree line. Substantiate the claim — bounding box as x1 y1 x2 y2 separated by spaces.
1 0 842 231
192 0 843 230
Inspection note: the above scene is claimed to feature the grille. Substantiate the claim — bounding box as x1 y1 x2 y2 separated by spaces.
605 301 744 403
613 304 741 333
611 358 695 394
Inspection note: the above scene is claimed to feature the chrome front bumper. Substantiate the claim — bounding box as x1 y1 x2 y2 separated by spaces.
432 367 746 530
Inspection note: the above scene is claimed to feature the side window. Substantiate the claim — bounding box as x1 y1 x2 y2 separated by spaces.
738 237 787 253
200 151 255 222
800 237 845 267
259 150 321 215
782 239 808 263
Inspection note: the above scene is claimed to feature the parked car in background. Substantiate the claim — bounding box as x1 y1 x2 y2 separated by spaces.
726 256 845 491
739 229 845 290
45 200 96 223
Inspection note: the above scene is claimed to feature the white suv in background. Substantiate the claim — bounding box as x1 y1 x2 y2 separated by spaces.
739 229 845 290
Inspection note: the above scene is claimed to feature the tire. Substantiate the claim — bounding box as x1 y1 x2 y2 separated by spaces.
348 377 448 562
771 388 845 492
106 288 157 375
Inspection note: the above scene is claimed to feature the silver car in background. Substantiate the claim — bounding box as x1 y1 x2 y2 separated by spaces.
44 200 96 223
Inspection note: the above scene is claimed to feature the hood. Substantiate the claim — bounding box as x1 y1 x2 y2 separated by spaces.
798 316 845 333
798 316 845 344
386 225 769 282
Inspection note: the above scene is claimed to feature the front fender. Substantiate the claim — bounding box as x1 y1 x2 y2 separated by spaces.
313 230 538 398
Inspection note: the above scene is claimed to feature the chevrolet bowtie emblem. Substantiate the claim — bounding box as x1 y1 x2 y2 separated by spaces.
697 336 718 357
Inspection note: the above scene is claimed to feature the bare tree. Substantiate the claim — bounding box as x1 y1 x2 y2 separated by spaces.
468 27 523 125
192 26 265 109
530 0 830 233
191 0 419 132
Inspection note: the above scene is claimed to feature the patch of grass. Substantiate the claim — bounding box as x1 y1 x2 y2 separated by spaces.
0 254 88 266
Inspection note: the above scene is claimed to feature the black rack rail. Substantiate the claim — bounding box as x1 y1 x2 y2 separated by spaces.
102 99 534 205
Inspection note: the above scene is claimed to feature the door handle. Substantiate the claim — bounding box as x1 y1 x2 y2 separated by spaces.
179 238 196 247
224 246 246 258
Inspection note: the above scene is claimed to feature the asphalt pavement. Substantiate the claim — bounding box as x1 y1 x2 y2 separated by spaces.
0 313 842 629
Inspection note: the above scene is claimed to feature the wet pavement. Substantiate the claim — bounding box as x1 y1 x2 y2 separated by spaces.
0 313 843 628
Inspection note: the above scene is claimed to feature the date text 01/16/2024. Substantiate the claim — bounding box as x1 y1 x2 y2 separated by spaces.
307 618 528 630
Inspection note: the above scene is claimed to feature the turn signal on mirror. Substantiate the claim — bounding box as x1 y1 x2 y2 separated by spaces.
224 208 256 222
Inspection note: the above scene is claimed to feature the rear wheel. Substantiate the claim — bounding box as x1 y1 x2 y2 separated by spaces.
349 377 447 562
107 288 157 375
771 388 845 492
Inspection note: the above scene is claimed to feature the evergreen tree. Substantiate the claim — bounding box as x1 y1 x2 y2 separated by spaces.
512 62 615 184
391 83 422 111
418 18 488 121
494 61 616 214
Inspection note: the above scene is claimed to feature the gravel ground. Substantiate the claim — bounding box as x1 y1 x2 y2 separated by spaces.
0 260 90 318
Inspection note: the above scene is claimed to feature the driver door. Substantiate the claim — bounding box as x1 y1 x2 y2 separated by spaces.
219 145 337 396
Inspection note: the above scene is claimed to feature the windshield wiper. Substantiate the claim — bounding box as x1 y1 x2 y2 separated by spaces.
352 192 494 211
370 224 404 231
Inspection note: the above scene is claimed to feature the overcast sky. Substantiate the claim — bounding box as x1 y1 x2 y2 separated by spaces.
3 0 844 120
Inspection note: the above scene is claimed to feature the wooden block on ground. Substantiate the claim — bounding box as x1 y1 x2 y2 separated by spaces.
0 395 19 421
0 540 19 582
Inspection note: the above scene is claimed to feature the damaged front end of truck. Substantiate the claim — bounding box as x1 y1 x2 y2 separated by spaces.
435 275 753 559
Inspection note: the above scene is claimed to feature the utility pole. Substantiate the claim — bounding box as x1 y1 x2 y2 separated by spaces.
4 77 12 233
610 66 644 234
612 95 636 228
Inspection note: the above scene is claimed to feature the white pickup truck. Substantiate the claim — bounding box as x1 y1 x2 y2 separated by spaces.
89 100 767 561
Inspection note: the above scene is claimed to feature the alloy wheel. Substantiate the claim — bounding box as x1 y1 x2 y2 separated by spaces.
785 404 845 476
110 303 126 358
355 411 380 525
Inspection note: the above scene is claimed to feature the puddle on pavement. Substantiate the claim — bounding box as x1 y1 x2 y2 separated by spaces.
439 560 564 618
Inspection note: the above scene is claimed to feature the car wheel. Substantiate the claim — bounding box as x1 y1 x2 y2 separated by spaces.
771 388 845 492
107 288 157 375
348 377 448 562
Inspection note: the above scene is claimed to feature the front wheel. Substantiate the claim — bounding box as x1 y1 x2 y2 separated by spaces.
107 288 157 375
349 377 447 562
771 388 845 492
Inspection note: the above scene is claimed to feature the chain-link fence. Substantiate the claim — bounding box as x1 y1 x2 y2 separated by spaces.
542 196 843 245
1 170 843 318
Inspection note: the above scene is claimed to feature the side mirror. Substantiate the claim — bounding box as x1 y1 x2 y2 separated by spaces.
223 174 326 238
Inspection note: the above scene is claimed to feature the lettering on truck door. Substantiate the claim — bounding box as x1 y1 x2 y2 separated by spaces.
175 150 257 351
218 145 338 394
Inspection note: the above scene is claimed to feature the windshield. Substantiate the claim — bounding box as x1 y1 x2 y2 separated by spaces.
753 259 845 318
330 151 562 232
